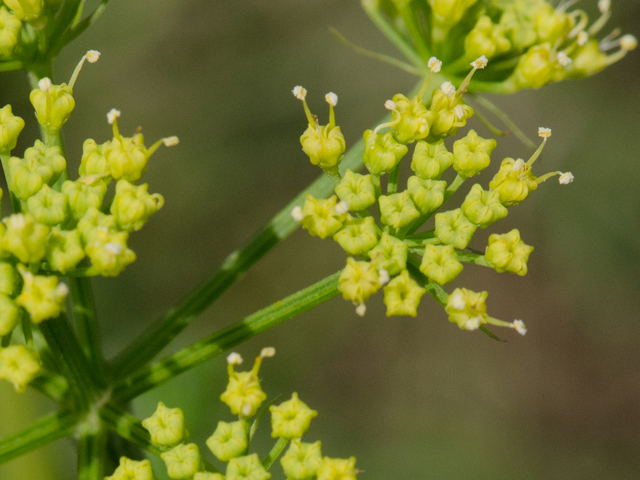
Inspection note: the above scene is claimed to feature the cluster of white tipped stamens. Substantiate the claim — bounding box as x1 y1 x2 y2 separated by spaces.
538 127 552 138
450 294 466 310
471 55 488 70
557 52 572 67
355 303 366 317
378 269 390 286
291 206 303 222
335 200 349 215
465 317 481 331
227 352 243 365
107 108 121 125
512 320 527 336
292 86 307 101
440 81 456 97
38 77 52 91
325 92 338 107
260 347 276 358
427 56 442 73
163 136 180 147
559 172 574 184
86 50 101 63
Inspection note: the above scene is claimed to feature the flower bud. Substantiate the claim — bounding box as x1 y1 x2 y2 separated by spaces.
534 3 574 45
206 420 248 462
461 184 508 228
407 176 446 215
367 232 408 276
338 257 380 304
194 474 224 480
281 440 323 480
16 265 68 323
445 287 488 330
142 401 188 447
452 130 496 178
0 344 41 393
383 269 426 317
270 392 318 439
104 132 151 182
25 184 69 226
76 207 117 244
434 209 477 249
362 129 408 175
8 140 66 200
44 229 83 275
464 16 511 61
317 457 358 480
333 216 378 256
489 157 538 206
161 443 203 480
0 262 18 296
334 169 376 212
106 457 154 480
300 123 346 170
428 87 473 138
379 191 420 229
389 94 433 144
226 454 271 480
0 104 24 154
84 228 136 277
509 43 565 89
29 81 75 133
78 139 112 184
498 2 540 51
0 8 22 59
410 140 454 180
3 0 42 22
62 179 107 221
2 213 49 263
0 295 20 336
420 244 463 285
485 229 533 276
110 180 164 232
221 354 268 417
299 194 346 239
429 0 479 42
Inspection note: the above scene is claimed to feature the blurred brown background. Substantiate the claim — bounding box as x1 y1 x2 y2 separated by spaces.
1 0 640 478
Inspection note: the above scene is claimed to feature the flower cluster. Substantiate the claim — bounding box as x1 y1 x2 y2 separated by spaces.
106 349 359 480
0 52 176 393
362 0 637 92
292 59 573 335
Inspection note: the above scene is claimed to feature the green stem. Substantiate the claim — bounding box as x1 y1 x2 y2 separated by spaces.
1 332 12 347
30 371 69 402
78 429 107 480
0 410 79 465
397 5 431 62
455 250 492 267
112 272 342 403
262 437 289 471
387 163 400 195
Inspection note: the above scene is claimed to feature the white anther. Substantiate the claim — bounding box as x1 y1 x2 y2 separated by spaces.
451 294 466 310
335 201 349 215
163 136 180 147
384 100 397 111
107 109 121 125
292 86 307 101
511 158 526 173
378 269 390 286
559 172 574 184
291 206 303 222
56 283 70 298
260 347 276 358
620 34 638 51
557 52 572 66
97 226 109 234
325 92 338 107
471 55 488 70
538 127 552 138
577 31 589 46
440 81 456 96
427 56 442 73
241 404 253 417
6 213 26 229
86 50 101 63
38 77 52 91
513 320 527 336
355 303 367 317
227 352 243 365
465 316 481 331
598 0 610 13
104 242 123 255
453 105 465 120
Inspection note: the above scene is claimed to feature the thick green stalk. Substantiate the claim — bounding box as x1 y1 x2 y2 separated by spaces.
262 438 289 471
111 272 342 403
0 410 79 465
30 371 69 402
78 429 107 480
387 163 400 195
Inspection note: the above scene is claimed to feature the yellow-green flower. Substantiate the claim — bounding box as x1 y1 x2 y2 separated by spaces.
464 16 510 61
317 456 358 480
16 265 68 324
3 0 42 22
76 207 118 244
78 138 112 184
111 179 164 232
0 295 20 336
333 216 378 256
45 228 85 274
84 228 136 277
29 82 75 133
226 453 271 480
420 244 463 285
410 140 453 180
281 440 323 480
2 213 49 263
383 270 426 317
452 130 496 178
428 86 473 138
367 232 407 276
161 443 203 480
0 104 24 154
270 392 318 439
206 419 248 462
407 176 446 215
142 402 188 447
220 355 267 418
379 191 420 229
62 179 107 221
338 257 380 305
299 194 346 239
0 345 41 393
8 140 66 200
428 0 479 42
104 132 151 183
362 129 407 175
534 2 574 45
0 262 18 296
334 170 376 212
461 184 508 228
105 457 155 480
24 184 69 226
0 8 22 58
389 94 433 144
508 43 565 90
194 474 224 480
445 287 488 330
489 157 538 206
434 209 477 249
485 229 533 276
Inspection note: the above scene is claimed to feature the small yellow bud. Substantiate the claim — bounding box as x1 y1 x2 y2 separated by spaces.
362 129 408 175
105 457 154 480
206 420 248 462
270 392 318 439
16 265 68 323
485 229 534 276
0 345 41 393
445 287 488 330
226 454 271 480
338 257 380 304
299 194 346 239
29 82 75 133
221 354 268 417
379 191 421 229
2 213 49 263
333 216 378 256
420 244 463 285
281 440 323 480
142 402 188 447
368 232 408 276
161 443 203 480
410 140 454 180
383 270 426 317
317 456 358 480
335 169 376 212
407 177 446 215
45 228 85 274
434 209 477 249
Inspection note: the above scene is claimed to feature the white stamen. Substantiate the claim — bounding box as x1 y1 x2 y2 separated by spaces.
291 206 303 222
559 172 574 184
355 303 367 317
260 347 276 358
471 55 488 70
335 201 349 215
465 317 481 331
577 31 589 46
453 105 465 120
6 213 26 229
557 52 572 66
104 242 123 255
620 34 638 51
163 136 179 147
440 81 456 96
86 50 101 63
292 86 307 101
513 320 527 336
227 352 243 365
325 92 338 107
107 109 121 125
538 127 552 138
38 78 52 91
241 404 253 417
378 269 390 286
384 100 397 111
451 294 466 310
511 158 526 173
427 56 442 73
598 0 610 13
56 283 70 297
97 226 109 234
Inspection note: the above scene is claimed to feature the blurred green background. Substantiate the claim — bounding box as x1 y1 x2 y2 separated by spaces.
1 0 640 478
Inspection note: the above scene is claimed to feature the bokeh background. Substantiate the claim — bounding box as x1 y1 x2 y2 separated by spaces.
1 0 640 478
